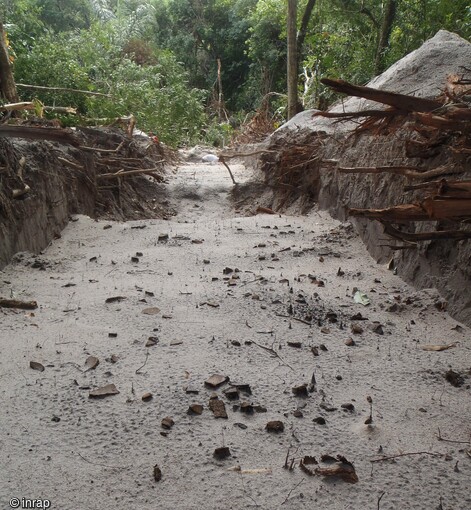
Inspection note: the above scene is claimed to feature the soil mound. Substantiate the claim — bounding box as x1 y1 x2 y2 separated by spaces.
0 122 174 268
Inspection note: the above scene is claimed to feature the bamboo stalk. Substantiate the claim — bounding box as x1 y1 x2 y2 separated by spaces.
17 83 111 97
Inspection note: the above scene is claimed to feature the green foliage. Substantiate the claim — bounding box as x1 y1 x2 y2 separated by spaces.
202 121 234 148
5 0 471 143
13 23 207 146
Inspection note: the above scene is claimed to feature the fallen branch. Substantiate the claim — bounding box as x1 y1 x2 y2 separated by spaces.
314 108 400 121
382 222 471 242
135 352 149 374
76 451 129 469
2 102 78 115
17 83 112 98
219 149 277 158
349 204 430 222
0 298 38 309
0 125 79 146
413 112 471 133
371 451 442 463
57 157 84 170
320 78 443 112
337 164 460 180
404 179 471 194
219 156 237 185
96 164 165 180
79 141 125 153
251 340 294 371
437 428 471 445
350 196 471 222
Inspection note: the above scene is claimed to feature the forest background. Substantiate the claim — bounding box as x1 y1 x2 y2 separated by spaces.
1 0 470 146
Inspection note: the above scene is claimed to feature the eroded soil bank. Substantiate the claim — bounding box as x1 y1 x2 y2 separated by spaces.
0 127 171 269
1 162 470 510
259 30 471 326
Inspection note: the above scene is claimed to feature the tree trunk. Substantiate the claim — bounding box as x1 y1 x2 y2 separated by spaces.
374 0 397 75
297 0 317 56
287 0 298 120
0 21 19 104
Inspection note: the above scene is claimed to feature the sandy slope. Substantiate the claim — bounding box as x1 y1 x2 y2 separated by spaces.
0 162 470 510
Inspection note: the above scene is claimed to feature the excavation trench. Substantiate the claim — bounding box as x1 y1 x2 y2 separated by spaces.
0 160 470 510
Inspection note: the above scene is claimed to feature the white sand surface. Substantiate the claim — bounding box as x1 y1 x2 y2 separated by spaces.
1 162 470 510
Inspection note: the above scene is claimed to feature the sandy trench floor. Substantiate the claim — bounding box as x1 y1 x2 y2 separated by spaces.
0 162 470 510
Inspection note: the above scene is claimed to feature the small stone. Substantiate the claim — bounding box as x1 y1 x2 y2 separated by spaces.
146 337 159 347
320 403 337 412
51 415 61 422
203 259 210 264
188 404 204 415
108 332 118 338
231 340 241 347
223 387 240 400
344 338 355 347
158 234 169 242
253 405 267 413
292 384 309 397
89 384 119 399
131 256 140 263
161 417 175 429
85 356 99 370
293 410 303 418
153 464 162 482
287 341 302 348
232 383 252 395
209 397 228 419
311 346 319 356
213 447 231 460
351 323 364 334
233 422 247 430
336 375 343 381
223 267 233 274
142 392 153 402
313 417 326 425
445 369 465 387
29 361 45 372
266 421 284 433
205 374 229 388
240 401 254 414
372 322 384 335
341 403 355 412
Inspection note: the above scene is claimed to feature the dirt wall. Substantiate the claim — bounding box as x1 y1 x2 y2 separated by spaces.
260 30 471 325
0 137 96 268
0 127 171 270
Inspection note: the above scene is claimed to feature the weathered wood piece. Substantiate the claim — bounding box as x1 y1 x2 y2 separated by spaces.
320 78 443 112
0 125 79 146
0 298 38 310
